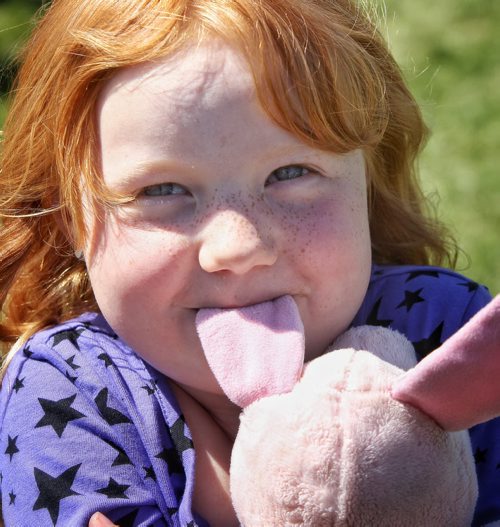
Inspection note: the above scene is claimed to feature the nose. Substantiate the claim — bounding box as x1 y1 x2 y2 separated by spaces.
198 209 278 275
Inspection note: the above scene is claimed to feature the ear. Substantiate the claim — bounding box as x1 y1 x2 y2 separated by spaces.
392 295 500 431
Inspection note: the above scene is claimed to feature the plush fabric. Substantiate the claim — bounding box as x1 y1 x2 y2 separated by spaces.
393 295 500 431
230 326 478 526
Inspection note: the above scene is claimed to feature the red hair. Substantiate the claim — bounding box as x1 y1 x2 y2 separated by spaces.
0 0 456 361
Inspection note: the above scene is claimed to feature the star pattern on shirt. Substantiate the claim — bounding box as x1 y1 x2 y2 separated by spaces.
65 371 78 384
94 388 132 426
96 477 130 499
82 323 118 340
52 328 85 351
35 394 86 438
143 465 157 481
114 508 139 527
64 354 81 370
397 288 425 312
413 321 444 359
155 446 185 476
170 416 194 454
474 447 488 464
5 435 20 461
141 380 157 396
101 437 132 467
33 463 81 526
23 344 34 358
9 490 16 505
405 269 440 282
98 352 114 368
365 297 393 327
13 376 25 393
458 280 479 293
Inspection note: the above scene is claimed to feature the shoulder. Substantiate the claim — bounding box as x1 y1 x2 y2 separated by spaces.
352 264 492 358
0 313 142 459
0 313 194 525
1 313 132 412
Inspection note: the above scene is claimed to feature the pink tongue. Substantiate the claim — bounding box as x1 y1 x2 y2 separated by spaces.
196 295 305 408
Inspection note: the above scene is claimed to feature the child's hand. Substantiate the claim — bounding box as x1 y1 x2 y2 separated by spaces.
89 512 118 527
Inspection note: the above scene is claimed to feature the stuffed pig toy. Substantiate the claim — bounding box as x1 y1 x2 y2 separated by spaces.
196 294 500 526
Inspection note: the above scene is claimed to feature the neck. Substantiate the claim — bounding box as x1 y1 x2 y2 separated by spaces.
170 381 241 440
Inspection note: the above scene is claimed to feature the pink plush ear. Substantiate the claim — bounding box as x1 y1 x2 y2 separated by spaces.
392 295 500 431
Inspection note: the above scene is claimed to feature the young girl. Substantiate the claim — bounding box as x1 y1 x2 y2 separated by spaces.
0 0 497 526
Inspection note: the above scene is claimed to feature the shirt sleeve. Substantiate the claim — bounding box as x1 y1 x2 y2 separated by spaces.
1 343 170 527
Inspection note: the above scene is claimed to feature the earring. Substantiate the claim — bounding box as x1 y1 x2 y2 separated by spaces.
74 249 84 261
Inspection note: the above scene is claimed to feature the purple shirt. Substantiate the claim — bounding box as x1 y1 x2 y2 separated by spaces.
1 265 496 526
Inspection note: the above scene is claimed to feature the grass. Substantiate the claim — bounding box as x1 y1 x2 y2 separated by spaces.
0 1 44 123
0 0 498 293
380 0 500 294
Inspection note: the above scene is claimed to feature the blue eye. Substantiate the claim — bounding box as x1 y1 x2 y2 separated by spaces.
266 165 311 185
141 183 187 197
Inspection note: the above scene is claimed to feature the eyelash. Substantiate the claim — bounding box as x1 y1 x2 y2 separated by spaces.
140 182 188 197
137 164 315 199
265 165 313 186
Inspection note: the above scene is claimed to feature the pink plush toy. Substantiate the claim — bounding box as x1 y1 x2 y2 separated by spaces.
196 295 499 526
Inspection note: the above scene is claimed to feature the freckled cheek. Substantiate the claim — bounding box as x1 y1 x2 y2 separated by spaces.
281 195 370 266
87 219 192 298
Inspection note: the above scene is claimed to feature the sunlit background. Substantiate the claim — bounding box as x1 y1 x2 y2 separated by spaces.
1 0 498 293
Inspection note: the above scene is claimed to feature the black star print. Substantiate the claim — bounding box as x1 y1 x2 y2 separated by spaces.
98 353 114 368
155 446 184 476
23 345 33 358
458 281 479 293
397 288 425 312
167 507 178 518
5 435 19 461
13 376 25 393
143 465 157 481
141 380 157 396
171 417 194 454
95 388 132 426
405 270 440 282
187 522 196 527
82 323 118 340
474 447 488 464
413 321 444 359
9 490 16 505
115 508 139 527
100 437 132 467
96 478 130 499
365 298 393 327
33 464 81 526
64 355 81 370
35 394 86 438
52 328 85 351
65 371 78 384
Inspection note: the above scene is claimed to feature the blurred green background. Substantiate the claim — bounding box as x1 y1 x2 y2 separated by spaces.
0 0 498 293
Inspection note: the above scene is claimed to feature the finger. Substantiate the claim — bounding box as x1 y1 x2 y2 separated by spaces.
89 512 118 527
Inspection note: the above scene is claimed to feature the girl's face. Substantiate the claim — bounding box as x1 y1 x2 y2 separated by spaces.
86 39 372 396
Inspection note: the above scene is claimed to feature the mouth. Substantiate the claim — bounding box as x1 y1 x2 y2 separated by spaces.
194 294 292 312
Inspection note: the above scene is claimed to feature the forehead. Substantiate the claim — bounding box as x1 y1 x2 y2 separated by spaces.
96 38 310 174
97 39 255 126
